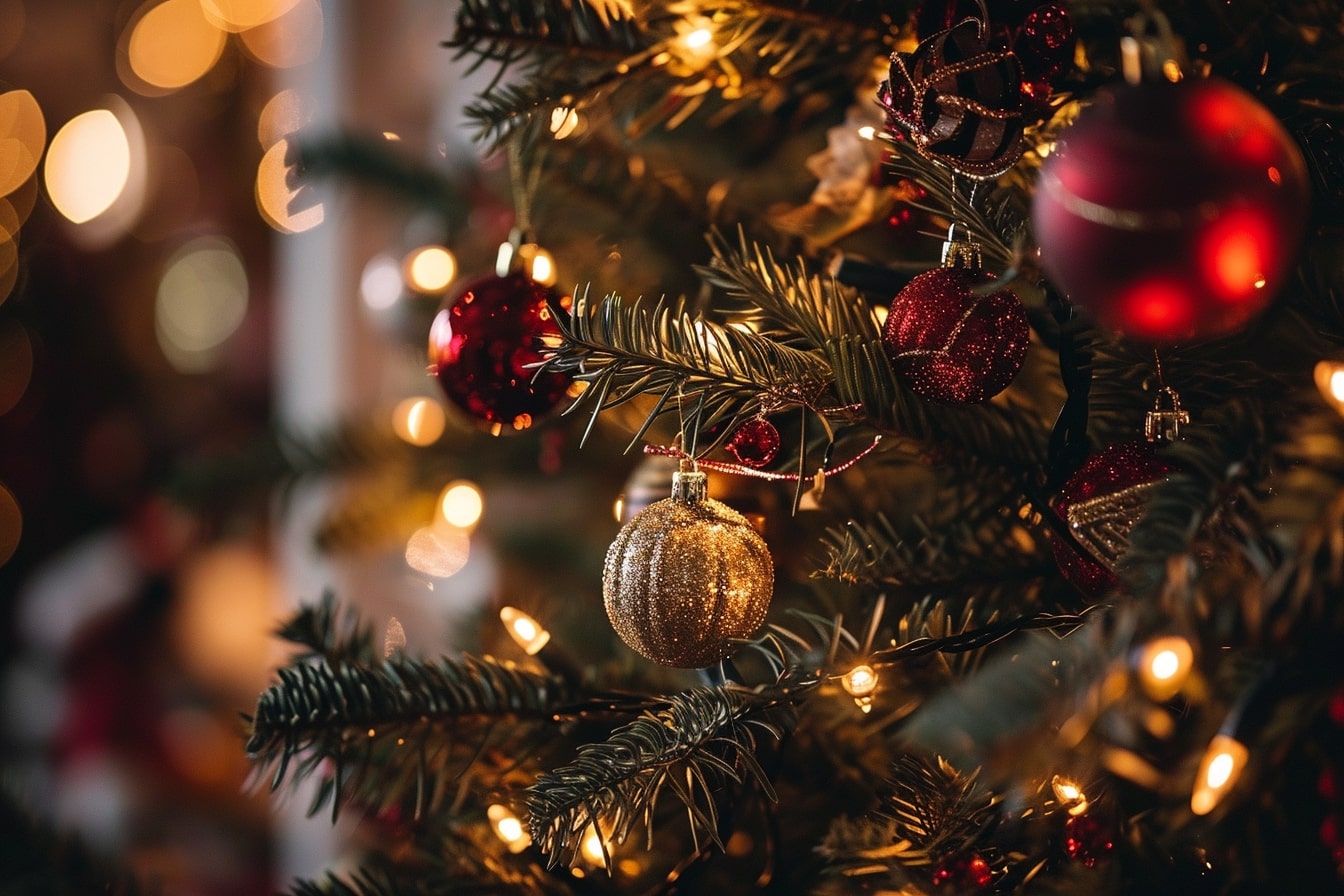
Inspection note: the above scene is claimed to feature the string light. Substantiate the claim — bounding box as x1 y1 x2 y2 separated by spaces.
404 245 457 294
438 480 483 531
672 17 717 68
1135 635 1194 702
500 606 550 655
1190 733 1249 815
517 243 557 287
404 525 470 578
550 106 580 140
391 397 446 446
487 804 530 853
1313 360 1344 415
1050 774 1091 816
580 823 608 867
841 663 878 713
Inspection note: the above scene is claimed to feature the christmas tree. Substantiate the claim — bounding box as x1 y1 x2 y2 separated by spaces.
243 1 1344 892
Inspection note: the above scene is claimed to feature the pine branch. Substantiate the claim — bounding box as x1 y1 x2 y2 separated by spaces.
543 287 834 449
277 590 380 666
526 682 803 868
818 754 1001 885
246 654 574 822
289 133 472 225
453 0 889 146
818 475 1053 591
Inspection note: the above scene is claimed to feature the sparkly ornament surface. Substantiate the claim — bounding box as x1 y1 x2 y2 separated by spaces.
603 471 774 668
727 417 781 468
1049 441 1177 595
428 273 571 432
881 266 1030 403
1032 77 1310 343
879 16 1024 179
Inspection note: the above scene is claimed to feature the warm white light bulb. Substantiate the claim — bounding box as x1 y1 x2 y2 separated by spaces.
841 664 877 698
1050 774 1090 815
580 825 606 865
500 606 550 655
487 804 530 852
1191 734 1249 815
682 27 712 49
438 480 483 530
1136 636 1194 702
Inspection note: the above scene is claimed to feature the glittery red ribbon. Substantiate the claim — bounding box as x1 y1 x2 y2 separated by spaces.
644 435 882 481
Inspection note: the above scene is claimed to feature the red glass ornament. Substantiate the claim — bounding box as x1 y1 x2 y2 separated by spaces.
1048 441 1177 595
1032 76 1310 343
932 854 994 889
1063 813 1115 867
727 417 781 468
882 266 1030 403
428 273 571 432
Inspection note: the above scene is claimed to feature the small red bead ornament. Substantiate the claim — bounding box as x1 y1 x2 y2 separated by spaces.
1032 71 1309 343
1063 813 1115 867
726 417 781 468
932 853 994 889
428 272 571 433
882 241 1030 403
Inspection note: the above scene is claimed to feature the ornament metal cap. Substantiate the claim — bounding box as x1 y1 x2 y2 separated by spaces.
671 469 709 503
1120 8 1186 84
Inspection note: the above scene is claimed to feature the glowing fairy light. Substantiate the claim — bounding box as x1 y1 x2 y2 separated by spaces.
487 804 530 853
1136 635 1194 702
404 245 457 294
391 397 446 446
580 824 607 866
550 106 581 140
1190 733 1249 815
841 663 878 713
404 525 470 578
45 109 132 225
1050 775 1090 816
1313 360 1344 414
500 606 550 655
437 480 483 530
124 0 226 94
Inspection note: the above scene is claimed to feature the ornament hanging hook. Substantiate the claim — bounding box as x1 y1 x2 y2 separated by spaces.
1123 3 1186 84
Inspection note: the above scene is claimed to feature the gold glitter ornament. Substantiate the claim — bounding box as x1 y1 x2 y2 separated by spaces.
603 467 774 668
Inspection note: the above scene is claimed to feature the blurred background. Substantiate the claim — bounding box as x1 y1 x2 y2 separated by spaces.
0 2 579 892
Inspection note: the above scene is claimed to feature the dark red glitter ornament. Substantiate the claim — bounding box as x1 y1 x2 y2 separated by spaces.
1048 441 1177 595
881 255 1030 404
727 417 781 468
428 273 571 433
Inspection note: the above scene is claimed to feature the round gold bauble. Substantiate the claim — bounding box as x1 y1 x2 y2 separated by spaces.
602 470 774 668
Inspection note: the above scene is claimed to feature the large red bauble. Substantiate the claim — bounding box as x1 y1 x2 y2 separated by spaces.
428 273 571 432
881 266 1030 403
1032 77 1309 343
1048 441 1177 596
